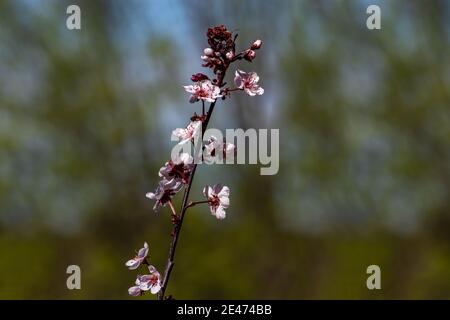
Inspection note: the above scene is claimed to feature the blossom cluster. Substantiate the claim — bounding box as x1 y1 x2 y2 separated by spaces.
126 25 264 298
125 242 162 296
145 153 193 211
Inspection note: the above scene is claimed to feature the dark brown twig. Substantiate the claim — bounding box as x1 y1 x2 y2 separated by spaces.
185 200 210 209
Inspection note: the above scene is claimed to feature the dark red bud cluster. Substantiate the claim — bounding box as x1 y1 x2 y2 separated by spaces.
207 25 234 52
203 25 237 75
191 73 209 82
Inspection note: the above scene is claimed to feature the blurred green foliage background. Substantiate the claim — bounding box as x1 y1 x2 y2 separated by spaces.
0 0 449 299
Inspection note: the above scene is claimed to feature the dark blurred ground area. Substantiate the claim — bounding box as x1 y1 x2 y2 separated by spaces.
0 0 449 299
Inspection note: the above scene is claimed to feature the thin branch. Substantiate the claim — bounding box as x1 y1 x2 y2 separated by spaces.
185 200 210 209
167 200 178 218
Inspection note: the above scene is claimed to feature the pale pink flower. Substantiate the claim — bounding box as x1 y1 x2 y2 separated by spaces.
204 136 235 162
128 266 162 296
172 120 202 145
184 80 222 103
203 184 230 220
125 242 149 270
234 70 264 96
138 266 162 294
159 153 193 184
146 178 182 212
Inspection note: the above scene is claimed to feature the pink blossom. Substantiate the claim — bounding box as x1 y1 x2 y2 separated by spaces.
128 265 162 296
203 184 230 220
234 70 264 96
159 153 193 185
138 266 162 294
184 80 222 103
204 136 235 162
125 242 149 270
172 120 202 145
146 178 182 212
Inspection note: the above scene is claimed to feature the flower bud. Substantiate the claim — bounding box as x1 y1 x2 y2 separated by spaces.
203 48 214 57
225 51 234 60
251 39 262 50
244 49 256 62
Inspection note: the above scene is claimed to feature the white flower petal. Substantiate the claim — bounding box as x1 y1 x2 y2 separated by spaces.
245 88 257 96
150 283 161 294
234 71 243 88
219 195 229 208
135 279 141 287
204 185 213 198
138 242 149 258
126 259 140 270
255 87 264 95
250 72 259 83
208 187 214 198
183 85 195 93
212 184 223 195
218 186 230 198
171 128 185 139
128 286 141 296
214 206 227 220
